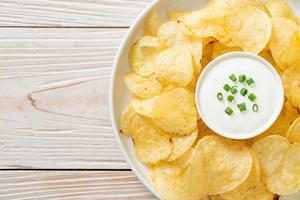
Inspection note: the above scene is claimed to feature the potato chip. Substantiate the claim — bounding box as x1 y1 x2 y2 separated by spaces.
197 120 215 138
264 0 299 23
259 50 282 74
155 46 194 86
269 17 300 70
201 42 214 68
226 6 272 53
151 169 206 200
134 125 172 164
120 106 152 137
221 153 274 200
151 87 198 135
211 42 241 59
188 135 252 195
252 135 290 177
284 100 299 124
291 87 300 109
209 196 224 200
130 36 164 77
266 143 300 195
287 117 300 143
167 129 198 161
168 11 192 22
282 63 300 99
153 148 193 176
144 11 161 36
124 72 162 99
187 76 197 92
131 96 157 117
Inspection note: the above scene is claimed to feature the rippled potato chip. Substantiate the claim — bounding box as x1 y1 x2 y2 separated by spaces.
151 87 198 135
124 73 162 99
144 11 161 36
264 0 299 23
134 125 172 164
167 129 198 161
270 17 300 70
282 62 300 99
252 135 300 195
226 6 271 53
188 135 253 195
120 106 152 137
287 117 300 143
155 46 194 86
267 143 300 195
221 153 274 200
130 36 164 77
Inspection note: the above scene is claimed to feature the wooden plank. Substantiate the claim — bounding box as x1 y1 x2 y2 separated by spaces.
0 170 157 200
0 0 151 27
0 28 130 169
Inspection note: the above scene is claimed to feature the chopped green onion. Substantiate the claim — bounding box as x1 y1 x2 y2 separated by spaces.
217 92 223 101
252 104 259 112
223 84 231 91
240 88 248 96
247 78 255 86
239 75 246 83
231 86 238 95
237 103 247 112
225 107 234 116
229 74 237 82
248 93 257 102
227 95 234 102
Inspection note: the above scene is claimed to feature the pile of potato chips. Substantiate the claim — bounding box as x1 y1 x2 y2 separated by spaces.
121 0 300 199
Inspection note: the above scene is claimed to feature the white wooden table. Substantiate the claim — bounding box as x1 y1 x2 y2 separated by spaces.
0 0 157 199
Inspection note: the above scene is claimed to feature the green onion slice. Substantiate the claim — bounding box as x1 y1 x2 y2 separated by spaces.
248 93 257 102
225 107 234 116
217 92 223 101
227 95 234 102
253 104 259 112
229 74 237 82
237 103 247 112
223 84 231 91
239 75 246 83
240 88 248 96
231 86 238 95
247 78 255 86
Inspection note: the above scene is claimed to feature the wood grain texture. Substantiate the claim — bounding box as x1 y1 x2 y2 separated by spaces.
0 0 151 27
0 28 130 169
0 170 157 200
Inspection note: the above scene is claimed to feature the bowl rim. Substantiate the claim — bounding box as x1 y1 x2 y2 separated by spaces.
109 0 162 199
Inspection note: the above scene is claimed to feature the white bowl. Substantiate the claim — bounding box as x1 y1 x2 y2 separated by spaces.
109 0 300 199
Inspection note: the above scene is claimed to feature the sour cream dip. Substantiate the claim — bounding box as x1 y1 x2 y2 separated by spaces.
195 52 284 139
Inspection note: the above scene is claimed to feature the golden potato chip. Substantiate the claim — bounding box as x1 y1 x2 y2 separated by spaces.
187 76 197 92
167 129 198 161
264 0 299 23
151 87 198 135
282 63 300 99
252 135 290 177
168 11 192 22
259 50 282 74
284 100 299 124
291 87 300 109
221 153 274 200
266 143 300 195
131 96 157 117
120 106 152 137
197 120 215 138
153 148 193 176
155 46 194 86
209 196 224 200
269 17 300 70
130 36 164 77
201 42 214 68
144 11 161 36
287 117 300 143
151 169 206 200
188 135 253 195
211 42 241 59
226 6 272 53
134 125 172 164
124 72 162 99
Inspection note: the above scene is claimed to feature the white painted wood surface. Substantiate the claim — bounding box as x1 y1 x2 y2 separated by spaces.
0 0 157 199
0 171 156 200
